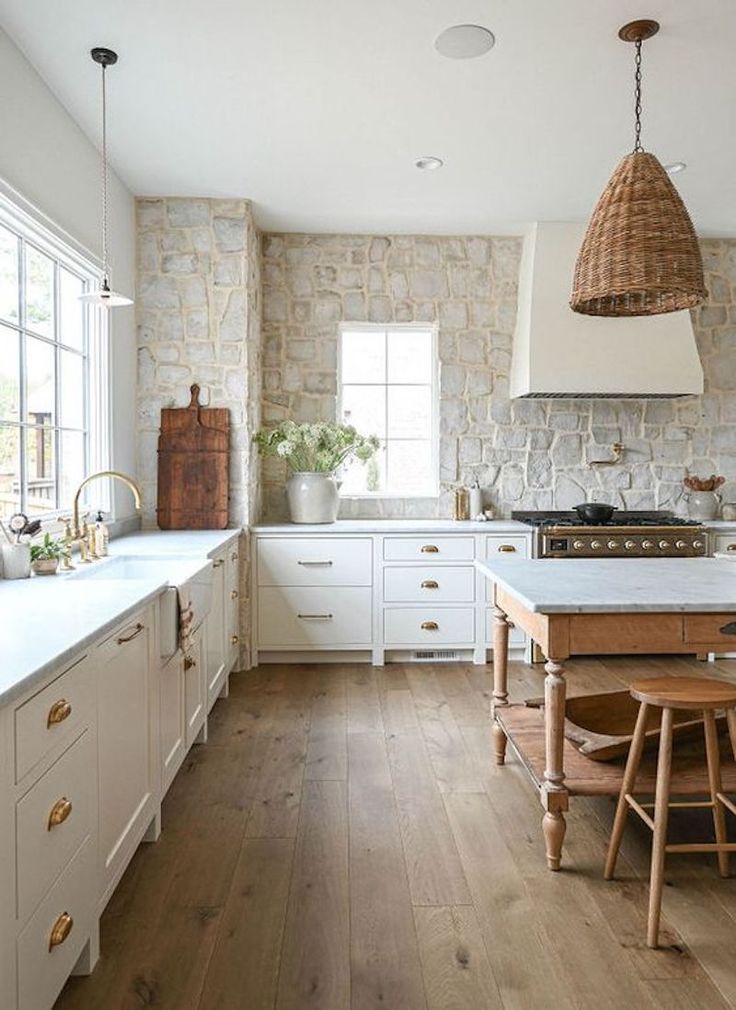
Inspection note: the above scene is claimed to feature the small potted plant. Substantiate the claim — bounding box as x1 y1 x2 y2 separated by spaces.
30 532 64 576
255 421 379 523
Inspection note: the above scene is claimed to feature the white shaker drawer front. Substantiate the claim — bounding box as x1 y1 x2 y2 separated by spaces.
383 537 475 562
485 535 529 559
257 538 372 587
258 587 372 646
384 608 475 646
17 836 94 1010
714 535 736 555
383 566 475 603
15 653 95 785
16 730 95 924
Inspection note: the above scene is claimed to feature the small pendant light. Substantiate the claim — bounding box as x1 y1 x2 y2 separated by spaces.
79 47 133 308
570 20 706 317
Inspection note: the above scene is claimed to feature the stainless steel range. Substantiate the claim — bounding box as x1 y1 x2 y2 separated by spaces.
512 510 707 558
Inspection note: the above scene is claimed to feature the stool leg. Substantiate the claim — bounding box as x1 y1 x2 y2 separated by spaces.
726 708 736 763
648 706 674 949
605 702 650 880
703 710 729 878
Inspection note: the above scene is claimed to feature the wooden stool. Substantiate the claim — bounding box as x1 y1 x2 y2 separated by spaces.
604 676 736 948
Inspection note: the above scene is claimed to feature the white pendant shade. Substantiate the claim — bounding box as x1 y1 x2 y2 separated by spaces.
79 285 133 308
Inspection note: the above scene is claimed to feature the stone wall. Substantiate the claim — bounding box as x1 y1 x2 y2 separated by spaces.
260 233 736 519
135 197 260 664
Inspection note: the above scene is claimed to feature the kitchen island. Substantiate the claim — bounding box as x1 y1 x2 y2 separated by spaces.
476 556 736 871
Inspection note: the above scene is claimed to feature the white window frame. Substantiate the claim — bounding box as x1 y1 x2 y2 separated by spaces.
0 182 110 520
337 322 440 499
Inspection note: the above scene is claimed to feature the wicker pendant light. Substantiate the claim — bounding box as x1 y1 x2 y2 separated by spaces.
570 20 706 317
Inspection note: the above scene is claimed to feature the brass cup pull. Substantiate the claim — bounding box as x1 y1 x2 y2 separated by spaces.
421 580 439 589
49 912 74 950
184 655 197 671
231 589 239 600
213 559 224 568
498 545 517 553
116 622 144 645
727 544 736 552
231 635 239 645
231 552 238 562
420 545 439 553
47 699 72 728
421 621 439 631
48 798 73 830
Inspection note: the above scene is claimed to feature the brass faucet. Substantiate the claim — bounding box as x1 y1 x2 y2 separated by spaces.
72 470 142 540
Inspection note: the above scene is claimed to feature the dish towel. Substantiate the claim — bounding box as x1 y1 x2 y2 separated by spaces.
177 587 194 662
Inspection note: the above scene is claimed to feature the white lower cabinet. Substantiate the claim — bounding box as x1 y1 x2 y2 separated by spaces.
384 607 475 646
258 586 373 646
160 650 185 795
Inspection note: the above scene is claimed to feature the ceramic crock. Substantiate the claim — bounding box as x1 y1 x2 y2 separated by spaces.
286 472 339 524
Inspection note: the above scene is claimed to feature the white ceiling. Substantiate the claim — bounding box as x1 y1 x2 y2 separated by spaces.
1 0 735 235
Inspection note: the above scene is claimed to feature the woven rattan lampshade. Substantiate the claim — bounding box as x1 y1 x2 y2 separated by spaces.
570 151 706 316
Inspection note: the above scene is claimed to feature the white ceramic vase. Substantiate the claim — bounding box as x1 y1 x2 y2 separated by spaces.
286 472 339 524
686 490 721 521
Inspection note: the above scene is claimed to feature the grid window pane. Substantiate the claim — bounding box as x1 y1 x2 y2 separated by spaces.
386 439 433 495
60 430 86 508
340 439 386 495
60 350 84 429
0 424 20 514
387 385 432 439
25 245 55 338
26 336 56 425
0 225 19 323
25 426 56 515
387 329 433 384
341 384 386 439
341 330 385 383
60 269 85 351
0 324 20 421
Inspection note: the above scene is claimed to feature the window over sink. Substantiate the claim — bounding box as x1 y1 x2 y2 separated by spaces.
0 191 109 518
338 324 439 497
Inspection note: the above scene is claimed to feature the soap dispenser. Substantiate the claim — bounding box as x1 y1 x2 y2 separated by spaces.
94 511 110 557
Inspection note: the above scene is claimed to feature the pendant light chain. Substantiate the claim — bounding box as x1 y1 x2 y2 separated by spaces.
633 38 643 152
100 60 109 284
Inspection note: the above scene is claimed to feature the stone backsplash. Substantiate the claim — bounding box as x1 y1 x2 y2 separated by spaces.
260 233 736 519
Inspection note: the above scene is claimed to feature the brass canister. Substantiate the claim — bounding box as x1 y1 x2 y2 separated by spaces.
453 487 470 521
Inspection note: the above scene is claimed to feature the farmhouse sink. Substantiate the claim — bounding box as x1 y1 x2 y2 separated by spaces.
72 554 213 659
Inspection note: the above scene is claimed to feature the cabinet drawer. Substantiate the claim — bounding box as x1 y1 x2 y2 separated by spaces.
383 537 475 562
384 608 475 646
384 566 475 603
16 730 95 924
257 538 372 587
227 541 240 589
258 587 372 646
15 653 95 784
714 535 736 555
485 535 529 559
17 836 94 1010
684 614 736 645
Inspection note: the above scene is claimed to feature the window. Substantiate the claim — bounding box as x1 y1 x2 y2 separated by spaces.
338 324 439 497
0 191 107 518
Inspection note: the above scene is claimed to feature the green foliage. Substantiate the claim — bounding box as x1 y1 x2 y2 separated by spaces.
254 420 380 474
30 532 63 562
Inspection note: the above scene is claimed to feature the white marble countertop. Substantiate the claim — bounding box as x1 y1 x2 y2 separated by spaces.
251 519 529 534
0 529 239 708
476 556 736 614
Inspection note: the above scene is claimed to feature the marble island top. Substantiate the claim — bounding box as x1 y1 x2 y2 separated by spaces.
476 556 736 614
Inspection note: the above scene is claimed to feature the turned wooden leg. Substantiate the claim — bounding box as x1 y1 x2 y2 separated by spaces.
605 702 649 880
703 710 729 878
492 607 511 765
648 707 674 949
542 657 568 870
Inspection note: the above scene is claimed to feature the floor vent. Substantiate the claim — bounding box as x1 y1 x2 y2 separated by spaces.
411 650 461 662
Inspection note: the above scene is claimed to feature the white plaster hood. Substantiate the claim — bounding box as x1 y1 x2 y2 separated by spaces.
509 222 705 398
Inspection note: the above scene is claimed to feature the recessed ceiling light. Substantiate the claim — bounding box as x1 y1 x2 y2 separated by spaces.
415 156 444 171
435 24 495 60
664 161 687 174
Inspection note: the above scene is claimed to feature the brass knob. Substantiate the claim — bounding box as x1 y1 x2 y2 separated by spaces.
231 589 239 599
572 540 584 551
231 552 238 562
658 540 670 550
642 539 654 550
590 540 602 551
47 798 73 830
47 699 72 727
231 635 239 645
49 912 74 950
498 545 516 553
693 539 704 551
624 540 636 550
420 545 439 553
675 540 687 550
421 621 439 631
421 580 439 589
607 540 620 550
184 656 196 671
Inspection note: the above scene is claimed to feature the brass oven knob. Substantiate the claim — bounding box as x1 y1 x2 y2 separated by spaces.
642 539 654 550
693 540 704 551
658 540 670 550
675 540 687 550
572 540 584 551
624 540 636 550
590 540 602 551
607 540 620 551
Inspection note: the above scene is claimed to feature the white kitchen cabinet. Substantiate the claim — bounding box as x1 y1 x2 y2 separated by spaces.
184 623 205 748
160 649 185 796
205 553 228 711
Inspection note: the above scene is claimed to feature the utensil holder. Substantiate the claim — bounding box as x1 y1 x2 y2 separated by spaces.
2 542 31 580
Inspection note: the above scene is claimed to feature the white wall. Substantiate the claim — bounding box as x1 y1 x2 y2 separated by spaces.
0 27 137 518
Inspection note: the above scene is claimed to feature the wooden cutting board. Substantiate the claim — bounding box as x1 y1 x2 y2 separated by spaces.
157 384 230 529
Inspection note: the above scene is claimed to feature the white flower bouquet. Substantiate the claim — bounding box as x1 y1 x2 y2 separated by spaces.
255 420 380 474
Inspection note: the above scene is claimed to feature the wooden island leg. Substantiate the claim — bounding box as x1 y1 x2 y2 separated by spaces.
491 606 511 765
542 657 569 871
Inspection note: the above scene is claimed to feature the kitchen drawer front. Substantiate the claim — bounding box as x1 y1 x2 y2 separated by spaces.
257 537 372 587
383 536 475 563
15 653 95 785
383 565 475 603
17 836 94 1010
384 607 475 646
485 535 530 559
485 608 527 647
714 535 736 556
684 613 736 646
16 730 95 924
258 587 372 646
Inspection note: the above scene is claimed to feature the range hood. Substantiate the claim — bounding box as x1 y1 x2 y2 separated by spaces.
509 223 704 398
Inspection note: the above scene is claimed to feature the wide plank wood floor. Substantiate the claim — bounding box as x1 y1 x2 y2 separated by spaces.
56 657 736 1010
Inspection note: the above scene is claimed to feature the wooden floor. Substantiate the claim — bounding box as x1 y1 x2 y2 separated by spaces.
56 656 736 1010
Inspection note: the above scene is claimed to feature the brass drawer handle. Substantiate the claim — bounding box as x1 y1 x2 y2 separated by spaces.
48 798 73 830
213 559 224 568
231 589 239 600
421 621 439 631
498 545 517 553
184 655 197 671
297 560 333 566
727 544 736 552
231 552 238 562
719 622 736 635
297 613 333 620
49 912 73 950
421 580 439 589
231 635 239 645
420 545 439 553
117 622 144 645
47 700 72 727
